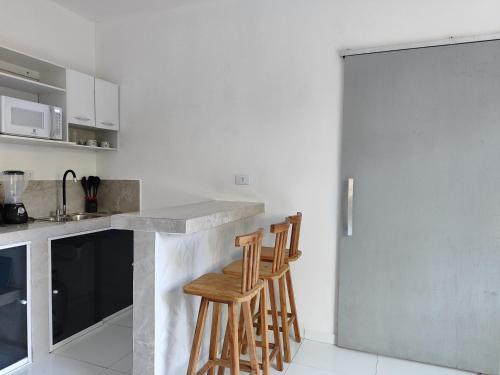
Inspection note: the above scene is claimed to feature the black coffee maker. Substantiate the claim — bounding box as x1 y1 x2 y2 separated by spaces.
1 170 29 224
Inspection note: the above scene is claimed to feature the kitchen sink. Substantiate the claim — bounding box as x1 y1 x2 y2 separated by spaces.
68 214 94 221
36 212 109 222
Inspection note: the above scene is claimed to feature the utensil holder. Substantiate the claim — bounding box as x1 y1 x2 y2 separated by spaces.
85 199 98 213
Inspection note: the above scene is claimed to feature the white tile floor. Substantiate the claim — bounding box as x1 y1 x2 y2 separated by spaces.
10 310 134 375
9 309 475 375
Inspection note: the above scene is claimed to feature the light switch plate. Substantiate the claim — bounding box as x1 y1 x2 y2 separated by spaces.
235 175 250 185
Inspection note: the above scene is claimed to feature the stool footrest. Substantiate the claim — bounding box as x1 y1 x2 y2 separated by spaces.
196 360 215 375
198 358 261 374
267 309 293 318
257 313 296 332
238 359 263 372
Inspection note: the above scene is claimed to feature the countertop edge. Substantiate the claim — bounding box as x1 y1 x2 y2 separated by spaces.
184 202 264 234
111 200 265 234
0 216 112 246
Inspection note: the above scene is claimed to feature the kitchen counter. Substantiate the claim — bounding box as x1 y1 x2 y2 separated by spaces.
0 216 112 246
0 215 110 232
120 200 265 375
0 220 64 235
0 200 264 374
111 200 264 233
0 199 263 242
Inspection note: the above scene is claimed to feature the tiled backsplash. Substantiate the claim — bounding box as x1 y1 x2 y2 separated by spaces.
0 179 140 218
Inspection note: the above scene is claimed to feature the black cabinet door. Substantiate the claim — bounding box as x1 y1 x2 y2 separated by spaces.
95 230 133 320
51 230 133 345
0 245 28 370
51 233 97 344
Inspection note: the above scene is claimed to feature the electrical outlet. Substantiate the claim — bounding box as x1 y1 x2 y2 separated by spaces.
235 175 250 185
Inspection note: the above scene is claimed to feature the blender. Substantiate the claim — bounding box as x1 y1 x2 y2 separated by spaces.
1 170 29 224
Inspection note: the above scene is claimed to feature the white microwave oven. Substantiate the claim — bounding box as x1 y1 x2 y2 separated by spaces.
0 96 63 140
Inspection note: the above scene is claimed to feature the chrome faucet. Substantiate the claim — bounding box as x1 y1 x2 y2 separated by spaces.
62 169 77 216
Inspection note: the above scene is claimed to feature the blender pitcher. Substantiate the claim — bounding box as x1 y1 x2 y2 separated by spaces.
2 170 30 224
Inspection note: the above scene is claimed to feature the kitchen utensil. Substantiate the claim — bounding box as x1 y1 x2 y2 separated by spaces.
86 176 92 197
86 139 97 147
81 176 101 213
89 176 96 197
1 170 30 224
99 141 111 148
81 177 88 197
87 177 93 198
94 177 101 196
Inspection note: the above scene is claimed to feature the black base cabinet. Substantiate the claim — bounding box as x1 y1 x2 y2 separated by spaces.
51 230 133 346
0 244 29 372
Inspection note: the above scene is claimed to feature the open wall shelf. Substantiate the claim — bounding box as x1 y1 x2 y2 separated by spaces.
0 71 65 95
0 134 117 151
0 43 119 152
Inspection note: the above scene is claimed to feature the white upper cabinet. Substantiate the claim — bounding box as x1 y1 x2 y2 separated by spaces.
0 44 120 150
95 78 119 131
66 69 95 127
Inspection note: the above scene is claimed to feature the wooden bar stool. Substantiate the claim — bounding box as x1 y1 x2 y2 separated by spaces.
260 213 302 344
222 220 292 365
183 229 268 375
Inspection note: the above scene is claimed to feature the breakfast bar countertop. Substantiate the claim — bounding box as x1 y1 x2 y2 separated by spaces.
110 200 264 234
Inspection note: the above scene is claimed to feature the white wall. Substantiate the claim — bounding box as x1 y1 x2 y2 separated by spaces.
95 0 500 339
0 0 96 179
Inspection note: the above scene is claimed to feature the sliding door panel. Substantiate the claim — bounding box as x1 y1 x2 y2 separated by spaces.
338 40 500 374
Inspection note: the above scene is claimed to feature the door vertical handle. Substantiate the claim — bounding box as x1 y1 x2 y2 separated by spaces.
346 178 354 236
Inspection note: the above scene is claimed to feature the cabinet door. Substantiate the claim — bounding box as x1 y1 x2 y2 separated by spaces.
95 230 133 319
51 234 97 345
66 69 95 128
95 78 119 131
51 230 133 346
0 245 28 371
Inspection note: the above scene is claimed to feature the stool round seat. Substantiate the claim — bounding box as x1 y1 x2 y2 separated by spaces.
184 273 264 303
223 260 289 280
260 247 302 262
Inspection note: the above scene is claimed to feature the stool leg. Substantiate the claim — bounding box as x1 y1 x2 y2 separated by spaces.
278 276 291 362
209 302 221 375
228 303 240 375
255 295 262 336
259 287 270 375
242 296 258 354
285 269 301 343
238 307 246 354
242 301 260 375
268 280 283 371
217 322 230 375
187 298 209 375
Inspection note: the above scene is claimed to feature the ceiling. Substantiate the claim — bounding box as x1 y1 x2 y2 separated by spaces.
52 0 208 22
